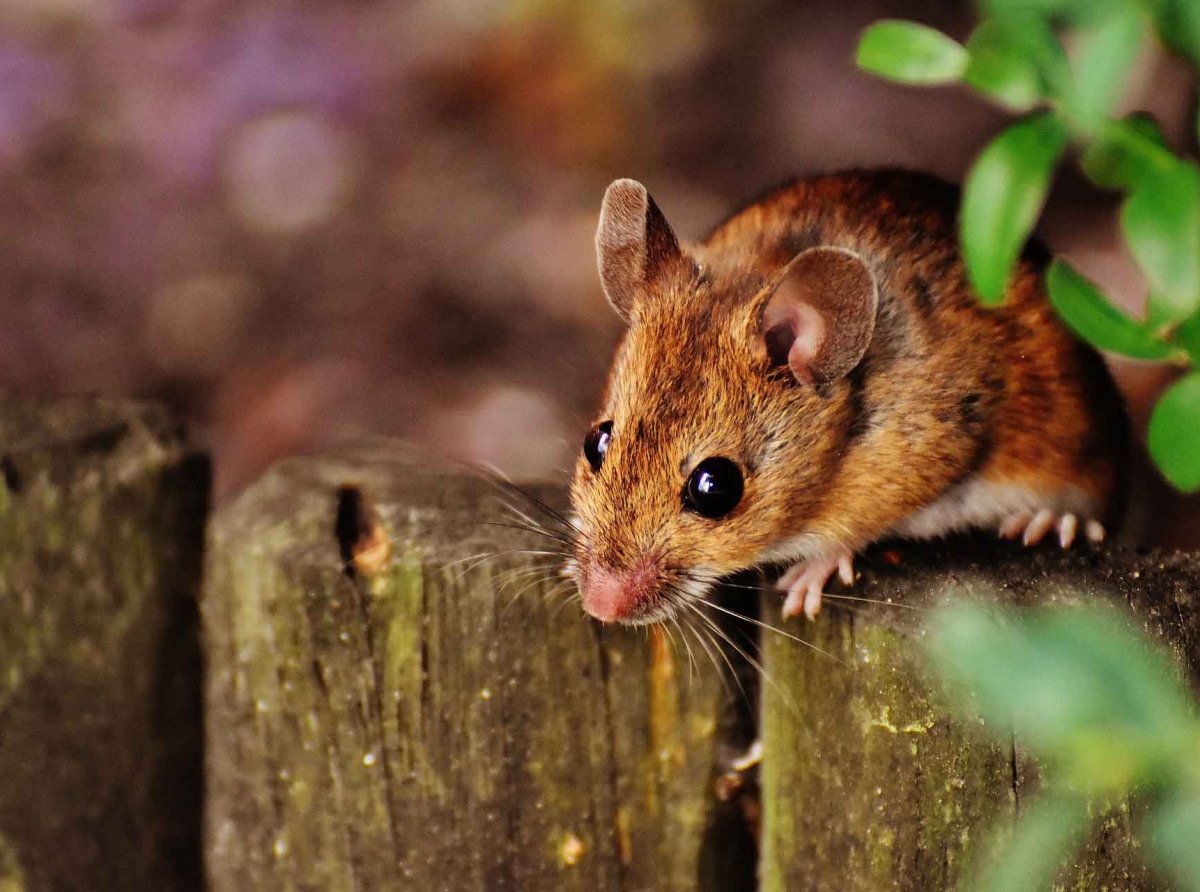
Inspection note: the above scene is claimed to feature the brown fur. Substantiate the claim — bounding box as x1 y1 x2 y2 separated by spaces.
571 169 1128 623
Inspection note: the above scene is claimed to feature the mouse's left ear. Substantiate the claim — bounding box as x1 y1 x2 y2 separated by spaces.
757 246 878 385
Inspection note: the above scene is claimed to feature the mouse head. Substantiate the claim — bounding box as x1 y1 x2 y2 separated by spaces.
569 179 879 624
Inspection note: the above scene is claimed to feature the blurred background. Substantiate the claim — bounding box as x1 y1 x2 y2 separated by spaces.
0 0 1197 544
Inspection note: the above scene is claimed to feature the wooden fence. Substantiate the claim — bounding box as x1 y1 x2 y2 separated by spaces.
1 395 1196 890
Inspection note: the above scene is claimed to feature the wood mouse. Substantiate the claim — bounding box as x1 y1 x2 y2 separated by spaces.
567 169 1128 624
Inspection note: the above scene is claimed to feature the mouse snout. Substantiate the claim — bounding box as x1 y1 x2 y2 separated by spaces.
579 559 661 623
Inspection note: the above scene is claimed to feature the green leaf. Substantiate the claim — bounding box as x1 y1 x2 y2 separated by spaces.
1081 114 1170 191
1072 8 1145 120
984 0 1128 27
928 606 1095 757
856 20 968 84
1145 794 1200 892
968 793 1091 892
928 603 1196 783
1031 610 1198 768
1156 0 1200 70
962 112 1068 305
982 0 1066 16
1148 371 1200 491
975 12 1074 99
963 21 1044 111
1121 162 1200 319
1047 261 1173 359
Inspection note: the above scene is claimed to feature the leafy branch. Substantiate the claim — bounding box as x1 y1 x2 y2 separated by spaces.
856 0 1200 491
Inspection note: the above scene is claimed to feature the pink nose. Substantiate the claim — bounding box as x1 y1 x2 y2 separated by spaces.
580 562 658 623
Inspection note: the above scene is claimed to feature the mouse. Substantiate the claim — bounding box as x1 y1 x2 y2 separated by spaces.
566 169 1129 624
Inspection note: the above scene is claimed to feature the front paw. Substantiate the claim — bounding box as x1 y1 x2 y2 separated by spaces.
776 548 854 621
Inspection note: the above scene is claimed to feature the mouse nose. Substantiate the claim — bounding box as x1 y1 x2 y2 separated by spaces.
580 561 660 623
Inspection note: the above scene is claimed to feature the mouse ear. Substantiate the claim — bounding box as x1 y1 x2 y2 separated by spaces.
759 246 878 385
596 179 688 323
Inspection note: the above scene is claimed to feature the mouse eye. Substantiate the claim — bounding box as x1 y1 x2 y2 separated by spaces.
683 457 744 519
583 421 613 471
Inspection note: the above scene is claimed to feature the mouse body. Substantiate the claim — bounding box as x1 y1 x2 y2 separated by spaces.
568 170 1128 624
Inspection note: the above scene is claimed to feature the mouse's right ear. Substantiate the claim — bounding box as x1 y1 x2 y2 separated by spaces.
757 246 879 386
596 179 688 324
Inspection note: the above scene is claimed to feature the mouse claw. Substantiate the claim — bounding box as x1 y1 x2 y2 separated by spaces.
998 509 1105 549
837 555 854 586
778 549 854 621
1022 509 1056 546
1057 513 1077 548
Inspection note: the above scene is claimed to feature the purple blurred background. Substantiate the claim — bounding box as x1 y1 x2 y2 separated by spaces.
0 0 1196 544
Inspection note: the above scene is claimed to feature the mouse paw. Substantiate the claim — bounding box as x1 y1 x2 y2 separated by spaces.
777 548 854 621
997 510 1105 548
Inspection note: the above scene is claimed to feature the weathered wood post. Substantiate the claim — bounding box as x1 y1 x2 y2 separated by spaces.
3 394 1198 891
0 396 209 891
760 541 1199 891
203 449 756 891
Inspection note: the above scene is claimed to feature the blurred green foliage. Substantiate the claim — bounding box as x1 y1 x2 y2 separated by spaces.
856 1 1200 492
928 601 1200 892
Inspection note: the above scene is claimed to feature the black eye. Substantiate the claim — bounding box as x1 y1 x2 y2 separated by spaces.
583 421 613 471
684 457 744 519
